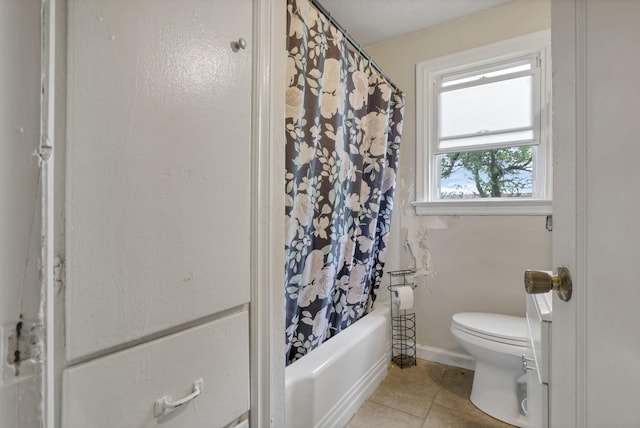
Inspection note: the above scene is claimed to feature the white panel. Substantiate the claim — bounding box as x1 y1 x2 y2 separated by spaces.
526 293 550 428
65 0 252 359
525 366 548 428
553 1 640 426
584 1 640 426
0 0 44 426
62 311 249 428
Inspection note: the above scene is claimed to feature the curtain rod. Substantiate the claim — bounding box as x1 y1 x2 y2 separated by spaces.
309 0 402 94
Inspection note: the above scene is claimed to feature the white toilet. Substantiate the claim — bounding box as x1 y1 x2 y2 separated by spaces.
450 312 528 427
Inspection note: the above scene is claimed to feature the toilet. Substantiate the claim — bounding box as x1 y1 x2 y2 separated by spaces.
450 312 528 427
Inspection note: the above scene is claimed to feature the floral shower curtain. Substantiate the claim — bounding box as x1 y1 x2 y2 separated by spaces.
285 0 405 365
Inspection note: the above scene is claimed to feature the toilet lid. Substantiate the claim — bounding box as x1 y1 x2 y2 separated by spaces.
452 312 528 344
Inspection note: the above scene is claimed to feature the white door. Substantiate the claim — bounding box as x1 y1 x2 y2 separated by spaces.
551 1 640 426
65 0 252 359
62 0 252 426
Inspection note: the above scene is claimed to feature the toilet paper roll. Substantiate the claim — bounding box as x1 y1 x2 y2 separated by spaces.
394 286 414 311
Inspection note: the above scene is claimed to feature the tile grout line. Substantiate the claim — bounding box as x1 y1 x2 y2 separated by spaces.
366 395 427 422
422 366 447 424
422 385 440 424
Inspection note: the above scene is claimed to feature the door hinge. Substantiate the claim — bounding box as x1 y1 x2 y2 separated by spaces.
54 255 65 295
2 318 43 385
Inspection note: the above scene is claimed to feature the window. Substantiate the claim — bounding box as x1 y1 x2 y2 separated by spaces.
414 31 551 215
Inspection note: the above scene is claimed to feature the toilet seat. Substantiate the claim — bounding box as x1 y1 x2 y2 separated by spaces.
452 312 528 347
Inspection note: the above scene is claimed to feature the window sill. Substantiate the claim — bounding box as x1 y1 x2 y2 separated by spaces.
412 199 552 216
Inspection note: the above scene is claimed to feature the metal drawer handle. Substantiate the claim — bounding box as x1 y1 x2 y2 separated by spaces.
154 378 203 418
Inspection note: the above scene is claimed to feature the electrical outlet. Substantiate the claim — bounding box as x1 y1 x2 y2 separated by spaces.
2 319 42 386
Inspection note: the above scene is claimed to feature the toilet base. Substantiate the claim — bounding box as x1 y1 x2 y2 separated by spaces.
470 360 527 427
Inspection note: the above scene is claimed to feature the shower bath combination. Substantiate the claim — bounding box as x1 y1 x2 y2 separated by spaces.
284 0 405 366
283 0 404 426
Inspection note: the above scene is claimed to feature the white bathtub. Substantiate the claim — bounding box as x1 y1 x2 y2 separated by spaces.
285 304 391 428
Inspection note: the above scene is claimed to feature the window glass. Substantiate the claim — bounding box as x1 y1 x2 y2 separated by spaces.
438 146 534 199
439 75 533 140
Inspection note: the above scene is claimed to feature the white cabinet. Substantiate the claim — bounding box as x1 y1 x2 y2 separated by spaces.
65 0 252 360
62 312 249 428
62 0 253 425
525 292 552 428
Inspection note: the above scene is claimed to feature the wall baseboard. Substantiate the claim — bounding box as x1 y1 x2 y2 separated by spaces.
416 344 476 371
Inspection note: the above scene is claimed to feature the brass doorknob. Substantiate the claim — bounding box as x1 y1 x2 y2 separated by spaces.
524 267 572 302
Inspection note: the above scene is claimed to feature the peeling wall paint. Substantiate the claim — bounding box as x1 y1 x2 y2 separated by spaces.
400 200 453 279
367 0 552 355
392 179 458 279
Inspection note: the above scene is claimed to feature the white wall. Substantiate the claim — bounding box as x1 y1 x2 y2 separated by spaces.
366 0 552 355
0 1 44 426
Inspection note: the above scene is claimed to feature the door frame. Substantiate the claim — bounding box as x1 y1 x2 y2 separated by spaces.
251 0 286 426
42 0 58 426
550 0 586 425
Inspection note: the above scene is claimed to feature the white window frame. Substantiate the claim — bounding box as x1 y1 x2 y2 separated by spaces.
414 30 552 216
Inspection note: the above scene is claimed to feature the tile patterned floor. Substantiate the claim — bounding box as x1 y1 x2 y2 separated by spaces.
346 359 515 428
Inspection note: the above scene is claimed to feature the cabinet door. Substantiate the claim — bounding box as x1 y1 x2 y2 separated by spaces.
65 0 252 359
63 312 249 428
525 349 547 428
